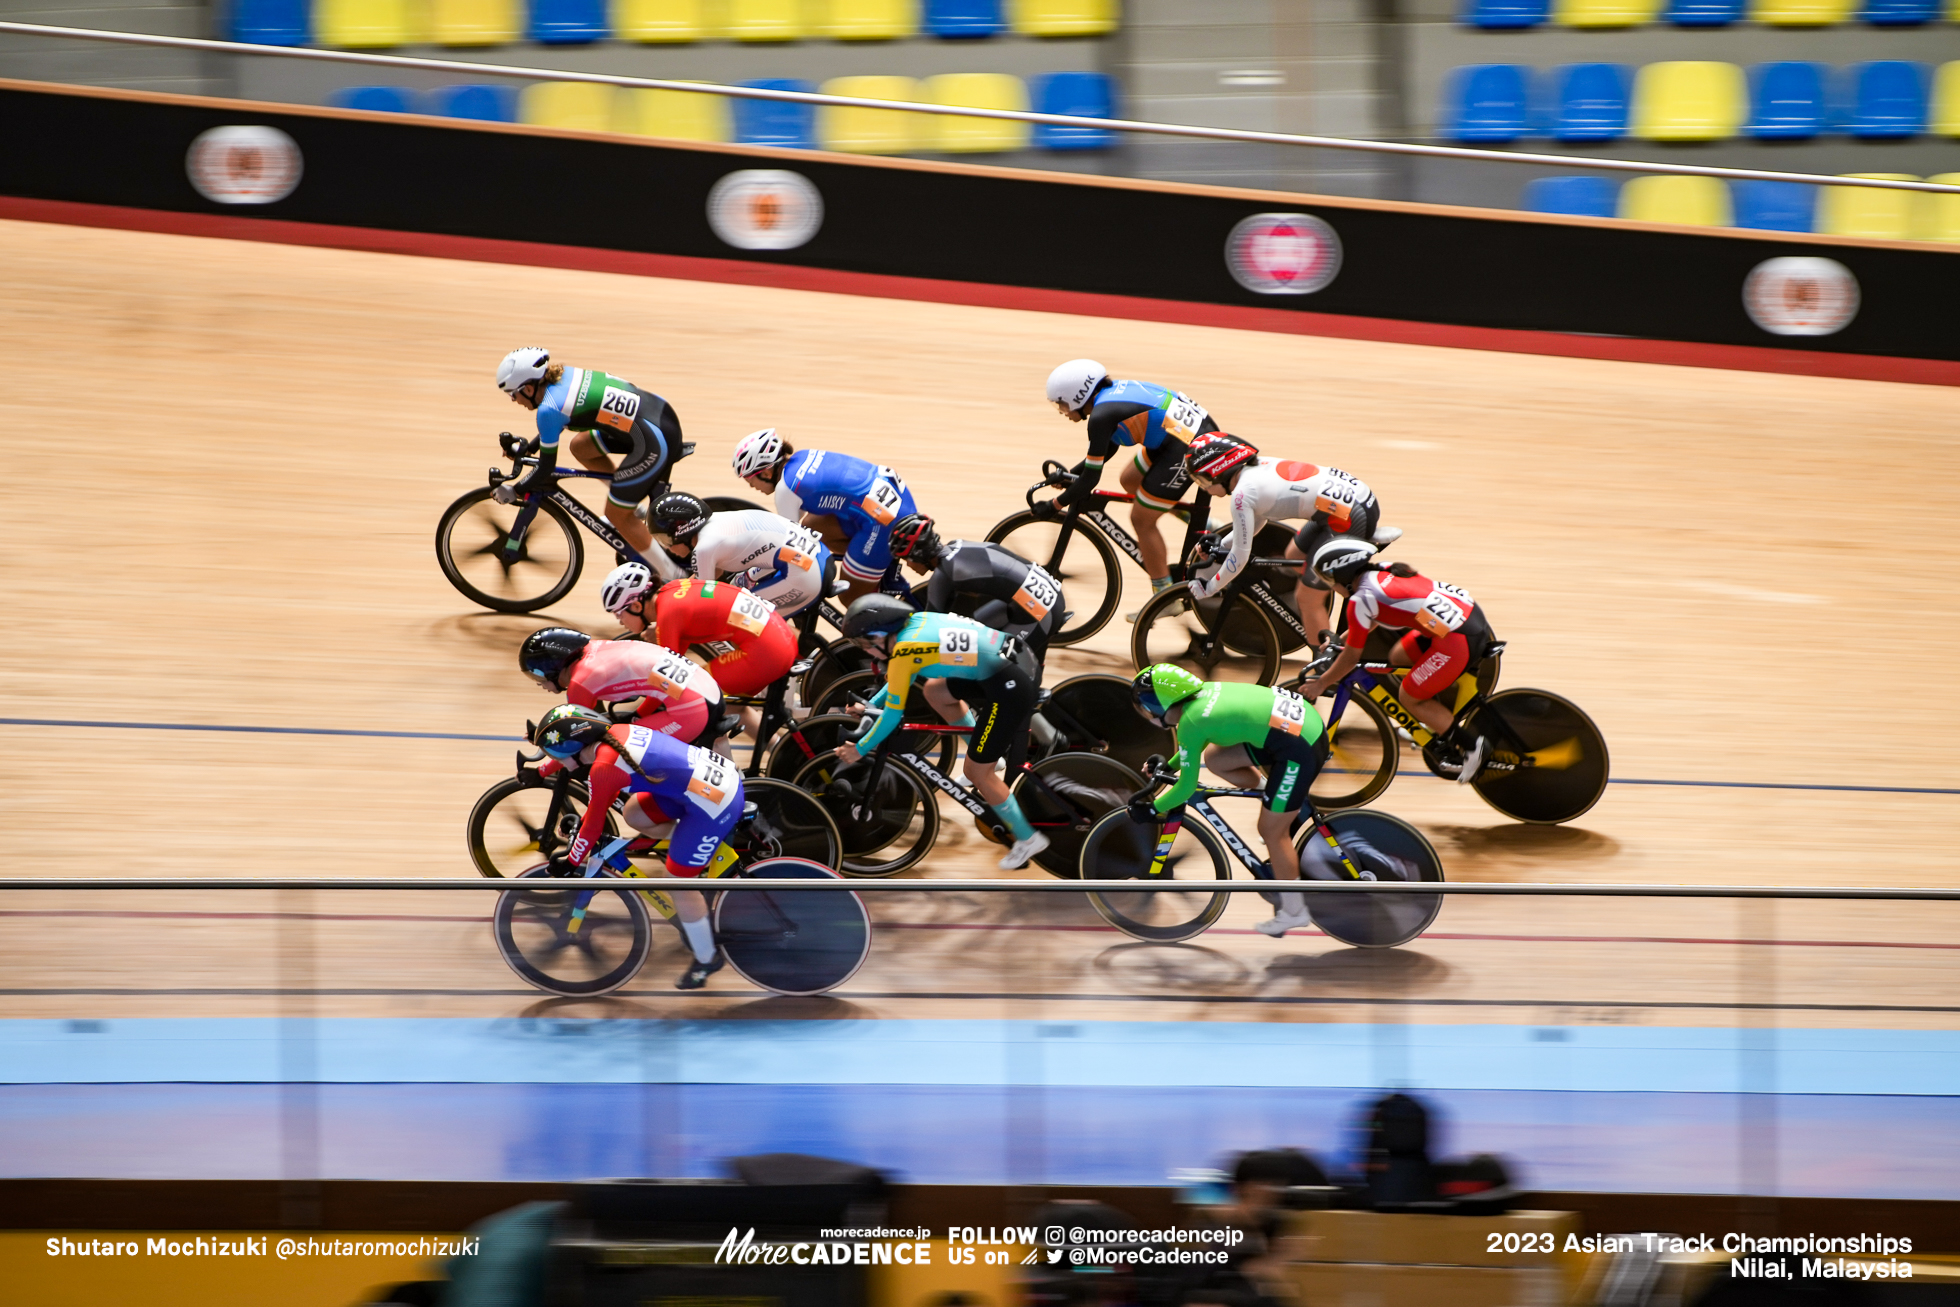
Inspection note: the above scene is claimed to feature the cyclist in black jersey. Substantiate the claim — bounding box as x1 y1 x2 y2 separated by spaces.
889 515 1064 658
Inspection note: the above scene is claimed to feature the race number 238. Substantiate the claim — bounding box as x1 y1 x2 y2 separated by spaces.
939 627 979 666
596 386 641 432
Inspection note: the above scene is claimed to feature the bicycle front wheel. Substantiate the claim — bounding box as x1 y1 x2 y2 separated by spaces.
716 858 871 996
764 713 860 780
1131 584 1282 685
1039 675 1175 773
1078 810 1232 943
797 639 874 712
1294 811 1444 949
1311 691 1400 810
435 486 583 614
492 867 653 997
792 750 942 877
807 670 956 776
466 776 619 879
1015 752 1144 878
985 510 1122 645
738 777 843 870
1470 689 1611 825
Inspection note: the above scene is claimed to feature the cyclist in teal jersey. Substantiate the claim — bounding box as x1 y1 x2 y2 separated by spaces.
497 347 684 558
1132 664 1330 937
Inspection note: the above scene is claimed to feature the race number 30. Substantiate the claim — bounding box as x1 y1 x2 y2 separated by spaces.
727 589 775 635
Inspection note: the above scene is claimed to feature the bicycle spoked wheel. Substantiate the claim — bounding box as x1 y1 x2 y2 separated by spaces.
793 750 942 877
1130 584 1281 684
435 487 584 614
1078 810 1232 942
1039 675 1175 772
492 866 653 996
466 776 619 879
985 510 1122 645
1470 689 1610 824
738 777 843 870
1311 691 1400 810
1294 811 1444 949
808 670 956 775
1015 752 1143 878
715 858 871 995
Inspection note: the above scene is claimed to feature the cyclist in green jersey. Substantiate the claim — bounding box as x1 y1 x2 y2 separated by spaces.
1131 664 1329 937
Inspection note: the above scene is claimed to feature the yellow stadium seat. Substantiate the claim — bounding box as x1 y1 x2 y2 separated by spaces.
824 0 917 38
726 0 806 39
316 0 421 45
430 0 518 44
1749 0 1851 24
1631 61 1746 141
922 73 1028 152
1553 0 1659 26
1619 175 1733 226
818 76 920 154
1011 0 1117 37
1819 173 1921 240
1933 62 1960 137
522 81 618 133
614 0 714 40
617 86 732 140
1926 173 1960 243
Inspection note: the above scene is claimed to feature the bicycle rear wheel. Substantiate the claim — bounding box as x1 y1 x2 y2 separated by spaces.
764 713 859 780
792 750 942 877
436 486 583 614
797 639 874 712
715 858 871 996
985 510 1122 645
808 670 956 775
1469 689 1610 825
1014 752 1144 878
1078 810 1232 943
738 777 843 870
1039 675 1175 772
1131 584 1282 685
466 776 619 879
492 867 653 996
1311 691 1400 810
1294 811 1444 949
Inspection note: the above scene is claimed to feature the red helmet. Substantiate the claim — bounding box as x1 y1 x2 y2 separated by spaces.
1185 432 1258 483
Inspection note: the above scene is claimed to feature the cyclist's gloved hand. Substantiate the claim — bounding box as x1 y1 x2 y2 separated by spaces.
848 709 881 743
544 856 579 878
1126 795 1159 826
1054 462 1097 511
1188 573 1219 601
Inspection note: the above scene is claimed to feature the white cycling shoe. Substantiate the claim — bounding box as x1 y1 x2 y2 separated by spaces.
1255 906 1315 938
999 831 1051 870
1456 735 1488 785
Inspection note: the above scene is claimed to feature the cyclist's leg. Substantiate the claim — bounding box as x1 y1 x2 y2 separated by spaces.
568 430 617 474
605 398 682 556
751 542 828 616
836 484 912 604
1397 630 1470 736
1201 742 1262 789
632 697 715 747
665 799 740 986
1289 522 1334 641
709 623 797 699
1250 733 1330 935
960 669 1042 860
1121 438 1191 582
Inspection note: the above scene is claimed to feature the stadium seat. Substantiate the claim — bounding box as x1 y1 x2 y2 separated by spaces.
1732 179 1816 230
1747 61 1827 139
1631 61 1745 140
1442 65 1529 142
1523 175 1619 216
431 0 519 44
1011 0 1118 37
1938 62 1960 136
521 81 617 133
1030 70 1116 148
618 86 732 141
727 0 807 39
1550 63 1630 141
615 0 712 40
922 73 1028 151
1818 173 1920 238
1619 175 1732 225
825 0 918 38
819 76 921 154
1663 0 1742 23
330 85 417 113
1846 61 1927 138
429 84 518 121
1860 0 1934 20
1750 0 1851 24
1925 172 1960 242
316 0 419 46
529 0 609 41
1463 0 1549 27
925 0 1005 34
734 78 817 148
1554 0 1659 27
227 0 309 45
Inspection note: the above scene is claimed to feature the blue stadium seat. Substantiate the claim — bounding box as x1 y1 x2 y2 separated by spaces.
1524 175 1619 216
1663 0 1742 21
1031 71 1117 149
227 0 309 44
1549 63 1630 140
529 0 609 41
1443 65 1530 141
1461 0 1549 26
1732 180 1817 230
1860 0 1935 22
734 78 817 148
1748 61 1827 138
429 84 518 121
924 0 1006 35
330 85 417 113
1847 61 1928 138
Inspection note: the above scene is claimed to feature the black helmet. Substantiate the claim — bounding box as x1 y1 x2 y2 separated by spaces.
646 491 709 542
888 514 941 563
1310 537 1379 590
519 626 590 687
841 594 916 639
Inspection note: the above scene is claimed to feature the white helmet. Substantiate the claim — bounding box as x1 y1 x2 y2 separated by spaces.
600 561 656 614
497 347 550 394
1046 359 1108 414
732 428 787 479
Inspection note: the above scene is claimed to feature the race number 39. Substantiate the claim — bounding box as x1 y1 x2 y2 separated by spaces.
727 589 775 635
596 386 641 432
1012 566 1061 621
1269 689 1311 737
1161 394 1210 441
939 626 979 666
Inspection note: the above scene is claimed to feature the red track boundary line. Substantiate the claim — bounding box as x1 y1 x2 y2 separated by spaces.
4 194 1957 388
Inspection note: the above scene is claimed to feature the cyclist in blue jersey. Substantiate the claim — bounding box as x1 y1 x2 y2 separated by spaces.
498 347 684 559
832 595 1048 869
1045 359 1220 611
731 428 918 604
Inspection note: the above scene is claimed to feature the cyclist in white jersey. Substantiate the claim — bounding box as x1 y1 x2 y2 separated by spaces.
640 493 833 617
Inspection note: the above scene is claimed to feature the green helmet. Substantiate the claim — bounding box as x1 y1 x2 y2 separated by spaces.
1133 663 1204 726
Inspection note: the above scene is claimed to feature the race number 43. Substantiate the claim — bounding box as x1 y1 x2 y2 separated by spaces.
1268 688 1311 736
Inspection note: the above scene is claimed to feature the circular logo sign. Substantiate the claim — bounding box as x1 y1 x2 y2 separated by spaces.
707 170 824 252
185 125 303 206
1225 213 1342 296
1742 256 1859 337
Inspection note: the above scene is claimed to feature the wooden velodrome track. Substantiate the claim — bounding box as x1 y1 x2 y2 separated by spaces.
3 215 1958 1030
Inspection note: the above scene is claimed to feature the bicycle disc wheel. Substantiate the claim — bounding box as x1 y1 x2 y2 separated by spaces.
808 670 956 775
1311 691 1400 810
435 486 583 614
764 713 860 780
493 866 653 997
1079 810 1232 943
1131 584 1282 685
792 750 942 877
1470 689 1610 825
797 639 874 712
1295 811 1444 949
466 776 619 879
985 510 1122 645
1039 675 1175 773
715 858 871 996
1014 752 1144 878
738 777 844 870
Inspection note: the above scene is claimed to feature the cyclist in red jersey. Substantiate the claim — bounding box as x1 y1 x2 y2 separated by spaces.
517 626 722 747
642 577 798 703
1294 540 1497 782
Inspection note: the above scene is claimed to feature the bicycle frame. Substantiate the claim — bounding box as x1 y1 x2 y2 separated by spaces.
859 731 1092 843
1316 649 1538 782
1024 462 1213 584
1148 786 1372 884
